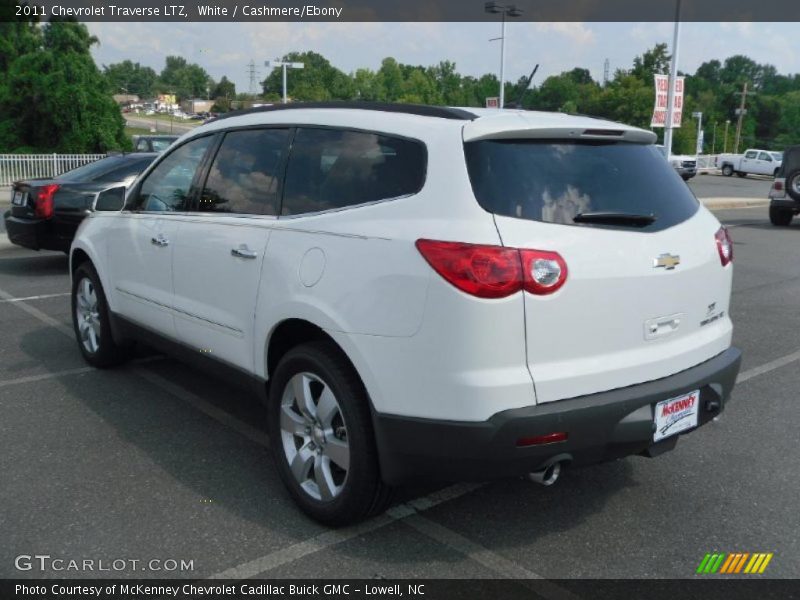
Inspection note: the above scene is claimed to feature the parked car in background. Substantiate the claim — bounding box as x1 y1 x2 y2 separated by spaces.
69 103 740 525
768 145 800 226
717 149 782 177
656 145 697 180
132 135 179 153
4 153 157 252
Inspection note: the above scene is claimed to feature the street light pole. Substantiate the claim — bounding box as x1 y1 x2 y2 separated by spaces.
485 2 523 109
265 59 305 104
723 120 730 153
692 111 703 155
664 0 682 158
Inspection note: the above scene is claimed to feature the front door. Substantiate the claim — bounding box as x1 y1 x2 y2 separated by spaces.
107 135 214 337
172 127 290 371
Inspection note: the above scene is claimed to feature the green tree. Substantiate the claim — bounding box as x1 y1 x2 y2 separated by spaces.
0 17 127 152
158 55 212 100
103 60 158 98
261 51 352 101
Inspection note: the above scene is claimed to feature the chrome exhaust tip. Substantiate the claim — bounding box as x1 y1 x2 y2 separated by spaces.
527 462 562 486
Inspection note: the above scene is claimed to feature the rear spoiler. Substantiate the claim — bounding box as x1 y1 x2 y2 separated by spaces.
463 113 657 144
464 126 656 144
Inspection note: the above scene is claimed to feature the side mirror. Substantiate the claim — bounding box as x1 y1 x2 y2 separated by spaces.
93 186 126 212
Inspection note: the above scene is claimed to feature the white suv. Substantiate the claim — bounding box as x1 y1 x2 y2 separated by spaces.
70 103 742 525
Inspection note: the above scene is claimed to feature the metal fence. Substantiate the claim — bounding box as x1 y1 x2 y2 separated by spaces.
696 154 722 173
0 153 106 186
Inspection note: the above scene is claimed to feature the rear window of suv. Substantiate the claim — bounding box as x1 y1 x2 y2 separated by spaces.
464 140 699 232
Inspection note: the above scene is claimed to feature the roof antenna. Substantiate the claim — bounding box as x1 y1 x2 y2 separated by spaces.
506 64 539 109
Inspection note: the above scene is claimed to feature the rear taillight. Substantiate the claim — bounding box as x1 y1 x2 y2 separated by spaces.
773 180 784 191
415 239 522 299
415 239 568 298
519 249 568 295
715 226 733 267
34 184 60 219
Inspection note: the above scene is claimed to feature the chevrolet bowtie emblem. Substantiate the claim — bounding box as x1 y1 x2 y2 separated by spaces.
653 253 681 270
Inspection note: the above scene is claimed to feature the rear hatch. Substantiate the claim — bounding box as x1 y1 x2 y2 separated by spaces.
463 122 733 403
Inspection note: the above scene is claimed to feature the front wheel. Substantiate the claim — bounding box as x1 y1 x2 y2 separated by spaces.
71 263 131 368
769 205 793 226
267 342 393 525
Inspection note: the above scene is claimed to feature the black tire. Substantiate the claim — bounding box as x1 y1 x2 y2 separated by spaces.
769 205 793 226
786 169 800 202
71 263 132 368
736 171 747 178
267 341 393 526
721 164 734 176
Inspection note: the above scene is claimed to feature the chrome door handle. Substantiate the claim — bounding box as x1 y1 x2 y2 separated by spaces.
231 244 258 259
151 235 169 247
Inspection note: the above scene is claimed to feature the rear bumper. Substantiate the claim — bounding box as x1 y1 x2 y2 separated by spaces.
3 212 69 252
374 347 741 485
769 197 800 210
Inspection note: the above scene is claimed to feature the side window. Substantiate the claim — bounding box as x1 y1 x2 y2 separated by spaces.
199 128 289 215
758 152 771 161
745 151 758 159
133 136 212 212
281 128 426 216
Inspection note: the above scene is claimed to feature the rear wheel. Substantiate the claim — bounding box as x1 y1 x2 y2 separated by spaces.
769 205 793 226
722 164 734 176
267 341 393 525
71 263 132 368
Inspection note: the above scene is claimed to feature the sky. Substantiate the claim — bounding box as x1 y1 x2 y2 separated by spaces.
85 22 797 94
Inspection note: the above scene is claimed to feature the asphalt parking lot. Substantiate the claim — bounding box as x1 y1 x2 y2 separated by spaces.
1 179 798 581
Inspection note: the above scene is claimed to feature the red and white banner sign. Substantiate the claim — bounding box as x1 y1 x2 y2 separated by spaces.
485 97 499 109
651 74 684 128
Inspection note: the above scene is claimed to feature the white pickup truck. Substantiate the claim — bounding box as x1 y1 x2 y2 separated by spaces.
717 149 783 178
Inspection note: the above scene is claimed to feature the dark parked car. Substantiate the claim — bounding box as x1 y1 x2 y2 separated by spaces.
768 145 800 226
132 135 179 152
4 153 157 252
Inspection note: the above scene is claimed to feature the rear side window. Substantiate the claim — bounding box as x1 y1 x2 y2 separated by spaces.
281 128 426 216
200 128 289 215
464 140 699 232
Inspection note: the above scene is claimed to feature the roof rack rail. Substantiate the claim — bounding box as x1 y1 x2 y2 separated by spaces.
212 101 478 122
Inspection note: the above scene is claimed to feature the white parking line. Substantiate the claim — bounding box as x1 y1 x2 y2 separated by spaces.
0 292 70 303
0 287 73 337
736 349 800 384
0 366 95 389
0 356 164 390
133 367 270 448
209 483 485 580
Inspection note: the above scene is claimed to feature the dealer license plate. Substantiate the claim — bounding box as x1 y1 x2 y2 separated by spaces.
654 390 700 442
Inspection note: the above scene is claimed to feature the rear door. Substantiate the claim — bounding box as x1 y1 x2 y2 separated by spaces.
464 137 733 403
107 135 214 336
171 127 290 371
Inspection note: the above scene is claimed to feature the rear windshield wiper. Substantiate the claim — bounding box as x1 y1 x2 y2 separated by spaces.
573 211 656 227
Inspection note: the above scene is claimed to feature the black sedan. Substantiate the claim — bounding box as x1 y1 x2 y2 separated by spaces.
4 153 157 253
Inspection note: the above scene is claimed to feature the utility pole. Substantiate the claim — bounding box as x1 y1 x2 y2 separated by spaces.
603 58 610 87
733 81 748 154
663 0 682 159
